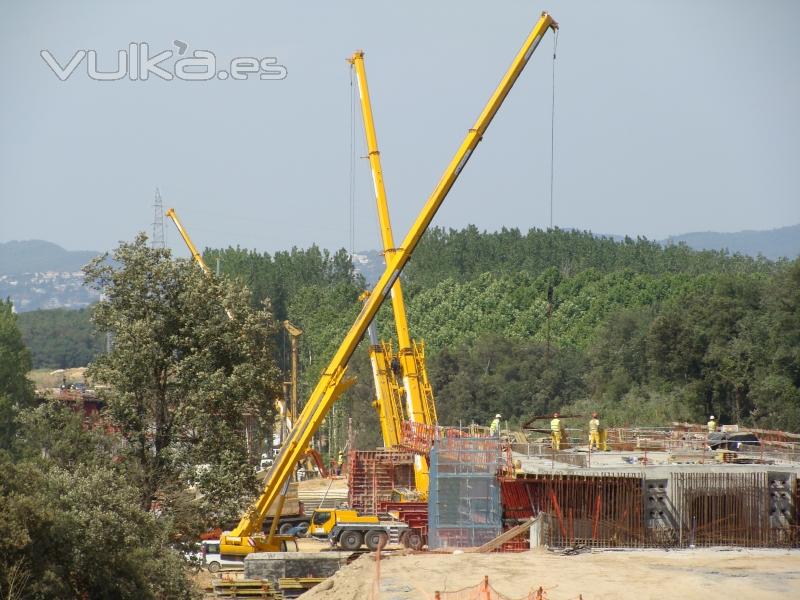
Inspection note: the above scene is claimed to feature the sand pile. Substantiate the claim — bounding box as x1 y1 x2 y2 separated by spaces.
298 554 375 599
299 548 800 600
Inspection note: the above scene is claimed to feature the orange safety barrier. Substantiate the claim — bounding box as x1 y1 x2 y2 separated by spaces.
433 576 573 600
370 562 582 599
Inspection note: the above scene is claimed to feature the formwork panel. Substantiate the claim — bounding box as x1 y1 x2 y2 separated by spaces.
768 471 795 546
500 474 646 548
347 449 415 515
643 477 679 547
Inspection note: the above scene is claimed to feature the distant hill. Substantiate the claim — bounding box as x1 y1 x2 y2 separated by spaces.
662 224 799 261
0 241 102 311
0 240 100 275
2 224 796 309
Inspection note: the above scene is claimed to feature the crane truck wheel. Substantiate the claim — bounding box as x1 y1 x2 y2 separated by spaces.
402 531 424 551
365 530 388 551
279 522 294 535
339 530 363 551
207 561 221 573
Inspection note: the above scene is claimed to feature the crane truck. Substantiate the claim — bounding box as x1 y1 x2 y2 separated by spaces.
215 10 558 558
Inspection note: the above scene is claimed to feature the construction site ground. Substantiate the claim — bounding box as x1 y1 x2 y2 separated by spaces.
297 547 800 600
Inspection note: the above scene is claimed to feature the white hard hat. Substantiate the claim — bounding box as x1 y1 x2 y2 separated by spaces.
495 414 502 418
710 415 715 419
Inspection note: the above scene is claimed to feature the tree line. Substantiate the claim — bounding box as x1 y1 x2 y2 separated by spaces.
14 228 799 438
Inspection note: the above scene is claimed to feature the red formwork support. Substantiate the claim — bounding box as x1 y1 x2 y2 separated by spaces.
380 500 429 538
347 449 415 515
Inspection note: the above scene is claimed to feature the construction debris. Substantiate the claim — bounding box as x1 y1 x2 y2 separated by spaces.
469 517 537 553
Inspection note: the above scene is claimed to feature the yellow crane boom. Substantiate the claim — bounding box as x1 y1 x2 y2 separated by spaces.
221 11 558 556
349 50 437 494
364 311 406 448
282 320 303 426
165 208 210 273
166 208 310 467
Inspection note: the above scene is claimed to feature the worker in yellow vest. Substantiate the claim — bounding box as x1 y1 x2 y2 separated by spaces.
489 414 502 436
550 412 563 451
707 415 717 433
589 412 600 450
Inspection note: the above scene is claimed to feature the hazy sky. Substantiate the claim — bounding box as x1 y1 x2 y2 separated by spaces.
1 0 798 258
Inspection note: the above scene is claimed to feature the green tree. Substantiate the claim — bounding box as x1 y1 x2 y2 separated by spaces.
0 451 197 600
0 299 35 451
16 308 104 368
429 334 588 426
83 234 281 523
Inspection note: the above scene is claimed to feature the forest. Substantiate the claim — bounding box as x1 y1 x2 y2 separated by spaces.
202 228 798 442
14 227 800 446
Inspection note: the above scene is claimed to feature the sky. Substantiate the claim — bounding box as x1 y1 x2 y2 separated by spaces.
1 0 798 259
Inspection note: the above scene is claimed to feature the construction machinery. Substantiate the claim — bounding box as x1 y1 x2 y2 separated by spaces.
349 50 438 496
309 509 410 550
218 11 558 557
283 320 303 428
277 320 303 448
166 207 210 273
166 207 306 452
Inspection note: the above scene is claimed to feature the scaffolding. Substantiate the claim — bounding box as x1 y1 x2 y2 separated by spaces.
428 437 504 549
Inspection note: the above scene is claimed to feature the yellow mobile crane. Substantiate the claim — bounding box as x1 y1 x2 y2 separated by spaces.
219 11 558 557
166 208 310 452
349 50 438 495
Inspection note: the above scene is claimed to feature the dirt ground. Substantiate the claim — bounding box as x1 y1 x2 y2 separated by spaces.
29 367 88 389
299 547 800 600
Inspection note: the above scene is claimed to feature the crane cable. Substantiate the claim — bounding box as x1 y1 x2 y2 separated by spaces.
549 28 559 231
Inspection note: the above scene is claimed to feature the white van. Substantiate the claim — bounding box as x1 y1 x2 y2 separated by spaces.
200 540 244 573
200 538 299 572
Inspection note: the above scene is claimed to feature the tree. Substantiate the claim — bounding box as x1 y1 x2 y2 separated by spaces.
0 299 35 451
429 334 588 426
0 451 197 600
83 234 281 523
16 308 104 369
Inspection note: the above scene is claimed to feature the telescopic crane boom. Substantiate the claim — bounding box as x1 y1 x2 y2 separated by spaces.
282 320 303 426
349 50 437 495
221 11 558 556
166 208 309 456
165 208 210 273
165 209 236 324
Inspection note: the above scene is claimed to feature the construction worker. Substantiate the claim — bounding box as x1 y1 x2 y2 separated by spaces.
550 412 563 451
489 414 502 436
707 415 717 433
336 451 344 475
589 412 601 450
